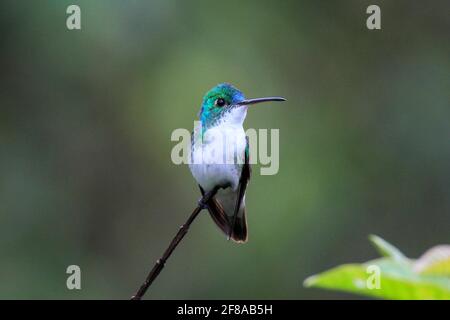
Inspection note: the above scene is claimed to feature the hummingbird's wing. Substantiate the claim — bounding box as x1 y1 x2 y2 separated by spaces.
228 136 251 243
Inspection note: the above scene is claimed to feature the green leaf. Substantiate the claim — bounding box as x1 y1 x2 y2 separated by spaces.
304 236 450 299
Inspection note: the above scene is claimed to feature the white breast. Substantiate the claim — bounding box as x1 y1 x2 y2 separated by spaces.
190 122 247 192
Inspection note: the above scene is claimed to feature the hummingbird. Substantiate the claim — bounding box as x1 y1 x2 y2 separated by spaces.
189 83 285 243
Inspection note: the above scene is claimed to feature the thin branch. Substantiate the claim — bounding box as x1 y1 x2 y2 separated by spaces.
131 187 219 300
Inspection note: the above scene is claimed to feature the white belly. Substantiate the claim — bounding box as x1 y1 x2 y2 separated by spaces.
190 124 246 192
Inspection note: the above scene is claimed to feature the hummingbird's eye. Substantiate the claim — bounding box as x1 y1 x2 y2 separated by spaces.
215 98 226 107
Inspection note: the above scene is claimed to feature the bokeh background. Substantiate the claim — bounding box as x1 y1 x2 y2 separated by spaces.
0 0 449 299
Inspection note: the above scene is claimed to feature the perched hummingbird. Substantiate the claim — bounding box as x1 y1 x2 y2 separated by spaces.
189 83 285 243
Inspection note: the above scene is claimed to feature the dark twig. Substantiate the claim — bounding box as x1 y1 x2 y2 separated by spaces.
131 187 219 300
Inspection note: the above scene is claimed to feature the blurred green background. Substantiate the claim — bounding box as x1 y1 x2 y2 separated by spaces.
0 0 449 299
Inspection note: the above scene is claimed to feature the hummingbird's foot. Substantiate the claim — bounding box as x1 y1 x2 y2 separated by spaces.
198 197 209 210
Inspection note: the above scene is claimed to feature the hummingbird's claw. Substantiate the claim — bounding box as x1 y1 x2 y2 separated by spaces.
198 197 209 210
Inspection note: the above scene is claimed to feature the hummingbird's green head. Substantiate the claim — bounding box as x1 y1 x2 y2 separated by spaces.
199 83 285 129
199 83 245 128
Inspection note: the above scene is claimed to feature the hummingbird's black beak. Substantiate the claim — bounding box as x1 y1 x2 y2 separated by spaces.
236 97 286 106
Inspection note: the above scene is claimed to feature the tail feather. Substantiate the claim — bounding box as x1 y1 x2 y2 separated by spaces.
199 186 248 243
206 196 231 236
